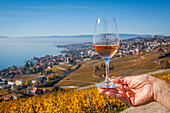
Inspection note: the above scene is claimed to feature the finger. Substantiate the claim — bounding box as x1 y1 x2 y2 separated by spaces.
116 85 126 92
116 94 132 105
98 88 109 93
112 76 133 85
105 91 131 105
124 85 135 105
112 76 124 84
98 88 111 90
124 85 135 97
98 88 118 94
105 91 117 98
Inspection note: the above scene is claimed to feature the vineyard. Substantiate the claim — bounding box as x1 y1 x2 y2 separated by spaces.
0 87 127 113
151 73 170 82
0 73 169 113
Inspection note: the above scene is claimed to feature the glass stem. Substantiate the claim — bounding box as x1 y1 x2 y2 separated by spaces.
104 58 110 81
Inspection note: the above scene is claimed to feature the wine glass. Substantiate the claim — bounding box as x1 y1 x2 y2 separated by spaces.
93 18 120 88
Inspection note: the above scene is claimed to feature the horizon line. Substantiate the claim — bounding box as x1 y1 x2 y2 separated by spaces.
0 33 166 38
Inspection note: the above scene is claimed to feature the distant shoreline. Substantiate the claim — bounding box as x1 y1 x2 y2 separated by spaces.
0 33 165 39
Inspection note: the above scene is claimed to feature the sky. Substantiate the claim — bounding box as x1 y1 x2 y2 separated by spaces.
0 0 170 37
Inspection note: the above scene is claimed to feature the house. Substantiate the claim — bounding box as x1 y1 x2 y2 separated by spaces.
30 87 44 95
12 94 24 100
16 80 26 86
76 59 81 63
29 86 50 95
17 85 27 90
91 51 98 56
8 81 15 86
83 58 91 61
0 85 11 90
0 81 6 85
47 66 52 69
88 50 92 55
43 88 50 94
66 68 70 71
25 71 30 74
4 95 13 101
32 75 46 84
4 94 24 101
2 75 11 79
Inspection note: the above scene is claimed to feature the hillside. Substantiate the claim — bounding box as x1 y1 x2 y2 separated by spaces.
0 73 169 113
58 49 170 87
0 48 169 113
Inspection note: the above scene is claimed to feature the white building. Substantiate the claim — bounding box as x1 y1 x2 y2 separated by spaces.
88 50 92 55
135 48 139 53
32 75 46 84
91 51 98 56
83 58 91 61
80 52 84 55
16 80 26 86
8 81 15 86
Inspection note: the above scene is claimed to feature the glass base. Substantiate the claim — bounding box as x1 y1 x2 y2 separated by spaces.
96 80 120 88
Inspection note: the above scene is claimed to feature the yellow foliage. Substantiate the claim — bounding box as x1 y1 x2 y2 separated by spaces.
0 73 169 112
26 80 29 86
0 87 127 112
47 75 50 82
152 73 170 82
39 72 42 75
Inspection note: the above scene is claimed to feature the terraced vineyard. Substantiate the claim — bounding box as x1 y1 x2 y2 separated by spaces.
0 87 127 113
152 73 170 82
0 73 169 113
59 49 169 87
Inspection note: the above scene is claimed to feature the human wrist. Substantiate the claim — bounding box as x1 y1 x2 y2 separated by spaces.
153 77 170 109
153 78 167 101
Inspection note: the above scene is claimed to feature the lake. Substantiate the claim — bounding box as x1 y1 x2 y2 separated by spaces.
0 37 92 70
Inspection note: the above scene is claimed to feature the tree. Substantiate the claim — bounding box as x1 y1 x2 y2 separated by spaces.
24 62 29 69
43 63 48 69
162 61 169 69
28 69 33 74
26 81 29 87
52 85 59 92
32 68 36 73
30 61 34 67
47 75 50 82
50 73 55 78
39 72 42 75
99 63 102 69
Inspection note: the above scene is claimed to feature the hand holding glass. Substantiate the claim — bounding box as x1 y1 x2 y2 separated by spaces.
93 18 120 88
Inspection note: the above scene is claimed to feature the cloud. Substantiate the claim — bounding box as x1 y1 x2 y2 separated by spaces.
0 10 47 16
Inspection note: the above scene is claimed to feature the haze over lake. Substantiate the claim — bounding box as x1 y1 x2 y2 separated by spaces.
0 37 92 70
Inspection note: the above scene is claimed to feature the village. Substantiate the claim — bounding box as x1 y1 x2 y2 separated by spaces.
0 36 169 101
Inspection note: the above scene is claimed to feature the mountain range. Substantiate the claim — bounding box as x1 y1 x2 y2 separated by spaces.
0 33 164 39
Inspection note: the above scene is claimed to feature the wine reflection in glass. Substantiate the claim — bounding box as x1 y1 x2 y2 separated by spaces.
93 18 120 88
